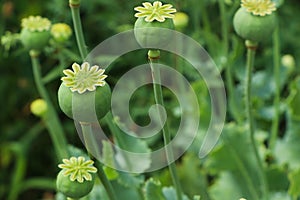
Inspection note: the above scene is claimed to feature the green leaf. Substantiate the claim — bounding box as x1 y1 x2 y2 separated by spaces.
266 165 289 192
205 123 264 199
102 140 119 180
103 166 119 180
274 132 300 170
114 128 151 172
177 153 209 199
144 178 166 200
288 168 300 199
81 184 110 200
162 187 189 200
209 172 246 200
251 71 274 100
117 171 144 189
286 77 300 119
111 180 141 200
274 79 300 169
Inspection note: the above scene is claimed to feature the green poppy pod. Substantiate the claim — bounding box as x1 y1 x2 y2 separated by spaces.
20 16 51 50
58 83 111 122
56 170 95 198
233 7 277 43
134 17 174 48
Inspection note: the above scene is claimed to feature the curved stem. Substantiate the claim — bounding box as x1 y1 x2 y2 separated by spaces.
245 42 268 199
148 50 183 200
7 144 26 200
270 26 280 150
30 51 69 161
69 2 88 60
80 123 117 200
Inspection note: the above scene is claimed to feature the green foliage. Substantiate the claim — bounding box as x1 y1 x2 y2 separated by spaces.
144 178 165 200
205 124 263 199
274 78 300 169
288 168 300 199
177 153 209 199
102 141 119 181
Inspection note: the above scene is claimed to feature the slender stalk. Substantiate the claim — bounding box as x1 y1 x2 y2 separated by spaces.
7 144 26 200
21 178 56 191
7 124 44 200
270 26 280 150
30 51 69 160
69 1 88 60
80 122 117 200
218 0 243 123
94 161 118 200
245 41 268 199
68 4 116 199
148 50 182 200
21 122 44 150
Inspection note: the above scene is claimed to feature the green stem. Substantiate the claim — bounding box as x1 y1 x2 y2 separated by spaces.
245 41 268 199
42 48 67 84
199 1 211 34
191 0 201 31
68 3 115 199
30 51 69 161
270 26 280 150
218 0 228 55
21 178 56 191
7 144 26 200
218 0 243 123
148 50 183 200
80 123 117 200
69 1 88 60
94 161 118 200
21 122 45 150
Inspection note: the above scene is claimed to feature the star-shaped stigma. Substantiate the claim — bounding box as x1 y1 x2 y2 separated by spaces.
21 16 51 32
241 0 276 16
58 156 97 183
134 1 176 22
61 62 107 94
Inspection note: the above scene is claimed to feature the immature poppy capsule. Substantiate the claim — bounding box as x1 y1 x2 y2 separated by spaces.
133 1 176 48
50 23 72 44
58 62 111 122
30 98 48 117
56 157 97 198
20 16 51 51
233 0 277 43
173 12 189 31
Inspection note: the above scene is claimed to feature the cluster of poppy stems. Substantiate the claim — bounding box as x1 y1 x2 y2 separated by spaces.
18 0 278 199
